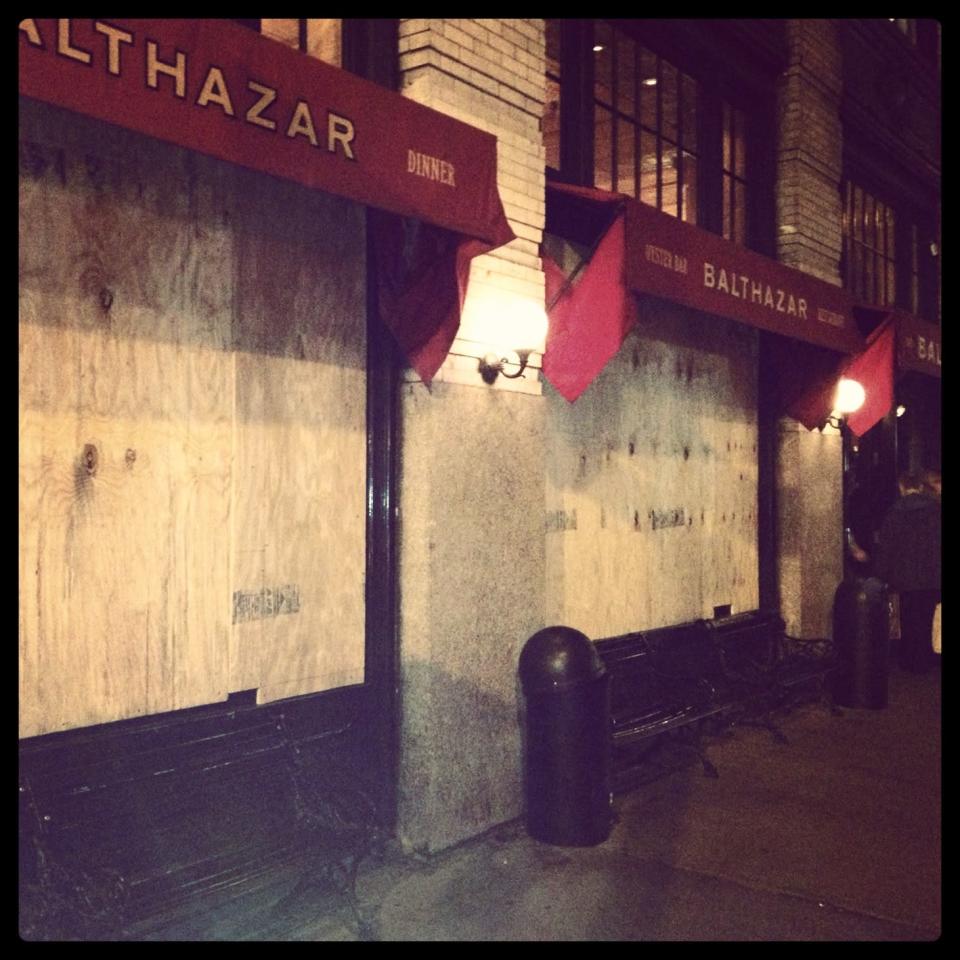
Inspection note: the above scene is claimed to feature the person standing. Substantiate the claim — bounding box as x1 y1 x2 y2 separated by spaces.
844 480 887 580
876 472 942 673
922 468 941 501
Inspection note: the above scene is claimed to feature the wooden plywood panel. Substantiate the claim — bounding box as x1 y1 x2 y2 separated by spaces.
229 174 366 704
19 107 234 736
21 101 370 735
545 300 759 640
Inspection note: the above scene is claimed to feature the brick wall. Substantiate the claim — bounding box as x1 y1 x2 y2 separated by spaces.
777 20 844 287
399 19 546 393
775 20 845 638
395 19 549 853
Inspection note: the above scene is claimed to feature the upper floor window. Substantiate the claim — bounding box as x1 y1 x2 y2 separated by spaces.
592 22 700 226
842 182 898 309
233 19 342 65
722 103 748 246
841 178 940 322
544 19 770 251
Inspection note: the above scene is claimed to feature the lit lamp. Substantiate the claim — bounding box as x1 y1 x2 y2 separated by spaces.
826 377 865 429
478 299 549 385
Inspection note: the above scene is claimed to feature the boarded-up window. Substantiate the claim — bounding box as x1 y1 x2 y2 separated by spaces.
544 305 760 637
19 100 365 737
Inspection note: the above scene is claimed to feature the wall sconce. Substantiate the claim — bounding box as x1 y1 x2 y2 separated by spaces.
479 349 535 384
825 377 865 429
476 299 548 386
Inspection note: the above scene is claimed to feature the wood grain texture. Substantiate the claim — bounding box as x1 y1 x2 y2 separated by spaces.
545 299 760 639
20 101 367 737
229 171 366 704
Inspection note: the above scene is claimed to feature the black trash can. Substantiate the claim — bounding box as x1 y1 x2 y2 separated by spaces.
518 626 612 846
832 576 889 709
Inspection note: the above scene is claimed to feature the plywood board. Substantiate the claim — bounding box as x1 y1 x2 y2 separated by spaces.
20 101 368 736
19 109 235 736
228 171 367 704
545 299 760 639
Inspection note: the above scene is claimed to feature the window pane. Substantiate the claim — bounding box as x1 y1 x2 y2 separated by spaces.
661 61 678 143
545 20 561 173
733 108 746 179
852 187 863 244
863 194 876 251
681 151 697 224
864 247 875 302
661 150 678 218
639 127 657 208
723 103 734 173
305 19 341 65
616 32 636 118
681 73 697 152
594 22 613 106
594 106 613 191
639 48 658 129
910 225 919 314
261 18 300 49
841 184 850 246
886 206 896 262
850 243 863 300
617 122 636 196
733 181 746 245
722 175 732 239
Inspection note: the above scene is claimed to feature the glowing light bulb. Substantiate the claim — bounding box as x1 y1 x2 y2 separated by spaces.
835 378 866 415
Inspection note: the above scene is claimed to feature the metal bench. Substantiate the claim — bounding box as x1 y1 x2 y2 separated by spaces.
597 611 836 791
19 690 384 941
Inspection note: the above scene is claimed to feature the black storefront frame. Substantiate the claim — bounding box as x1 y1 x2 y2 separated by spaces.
347 17 403 834
19 22 406 935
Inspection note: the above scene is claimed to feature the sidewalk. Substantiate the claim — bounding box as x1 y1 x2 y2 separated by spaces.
144 665 941 941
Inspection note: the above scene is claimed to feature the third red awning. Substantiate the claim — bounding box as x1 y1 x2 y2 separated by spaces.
783 306 941 437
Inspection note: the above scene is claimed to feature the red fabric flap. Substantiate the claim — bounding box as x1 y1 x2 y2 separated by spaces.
843 317 896 437
542 212 637 402
373 212 492 384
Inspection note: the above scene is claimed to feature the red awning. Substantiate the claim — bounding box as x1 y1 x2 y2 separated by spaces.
19 19 515 381
782 305 940 434
542 182 864 402
853 306 941 380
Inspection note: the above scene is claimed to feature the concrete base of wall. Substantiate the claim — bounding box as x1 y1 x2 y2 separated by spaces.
397 380 546 853
776 418 843 639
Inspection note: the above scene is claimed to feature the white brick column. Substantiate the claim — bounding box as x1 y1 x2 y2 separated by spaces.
395 20 548 853
775 20 845 638
399 18 546 392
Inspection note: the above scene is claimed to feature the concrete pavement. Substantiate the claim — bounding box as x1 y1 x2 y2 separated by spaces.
142 664 940 941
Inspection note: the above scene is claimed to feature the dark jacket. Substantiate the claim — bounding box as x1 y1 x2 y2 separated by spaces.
875 493 942 592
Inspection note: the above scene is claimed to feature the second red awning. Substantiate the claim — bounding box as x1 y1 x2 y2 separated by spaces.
542 182 865 402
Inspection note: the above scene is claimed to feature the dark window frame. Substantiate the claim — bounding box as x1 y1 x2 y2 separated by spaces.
545 18 777 256
840 168 940 325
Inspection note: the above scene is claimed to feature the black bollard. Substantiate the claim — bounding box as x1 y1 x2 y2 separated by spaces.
832 577 889 709
518 626 612 846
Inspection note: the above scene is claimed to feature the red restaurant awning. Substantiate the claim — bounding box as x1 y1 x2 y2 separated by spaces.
775 305 939 435
854 307 941 380
19 18 516 381
542 182 865 402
